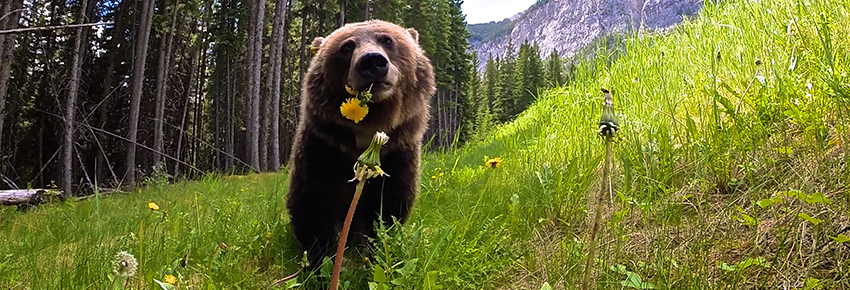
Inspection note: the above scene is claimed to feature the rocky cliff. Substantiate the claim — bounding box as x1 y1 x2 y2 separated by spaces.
467 0 704 71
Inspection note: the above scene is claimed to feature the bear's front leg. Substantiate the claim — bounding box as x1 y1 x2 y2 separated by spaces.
286 131 355 269
351 147 421 245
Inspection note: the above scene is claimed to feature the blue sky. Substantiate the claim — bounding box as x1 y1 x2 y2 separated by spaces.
461 0 537 24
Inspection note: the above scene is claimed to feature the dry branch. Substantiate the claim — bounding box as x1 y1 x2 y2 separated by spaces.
0 21 113 35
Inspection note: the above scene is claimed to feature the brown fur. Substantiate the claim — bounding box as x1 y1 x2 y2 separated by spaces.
285 19 435 269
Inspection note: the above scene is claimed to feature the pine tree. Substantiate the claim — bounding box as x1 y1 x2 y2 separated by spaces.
464 50 481 139
546 48 564 87
512 40 529 116
512 39 545 116
496 38 516 122
475 54 499 139
447 0 473 145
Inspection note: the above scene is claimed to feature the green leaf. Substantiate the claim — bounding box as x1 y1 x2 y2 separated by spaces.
620 272 656 289
390 277 405 286
398 258 418 276
756 196 783 208
539 282 552 290
737 257 770 270
830 234 850 243
797 213 822 225
805 192 832 205
804 277 823 289
718 261 737 271
152 279 175 290
735 206 758 227
320 256 334 278
372 265 388 283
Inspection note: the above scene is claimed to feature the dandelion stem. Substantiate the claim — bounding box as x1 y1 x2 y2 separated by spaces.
330 180 366 290
582 138 613 290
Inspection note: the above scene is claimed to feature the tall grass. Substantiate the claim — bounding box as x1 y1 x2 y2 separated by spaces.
2 0 849 289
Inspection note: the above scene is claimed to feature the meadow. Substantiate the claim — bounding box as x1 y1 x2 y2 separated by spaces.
2 0 849 289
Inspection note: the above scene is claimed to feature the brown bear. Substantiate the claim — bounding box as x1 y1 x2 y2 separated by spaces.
285 19 435 269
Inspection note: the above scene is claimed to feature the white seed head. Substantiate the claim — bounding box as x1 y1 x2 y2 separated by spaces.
373 131 390 146
112 251 138 277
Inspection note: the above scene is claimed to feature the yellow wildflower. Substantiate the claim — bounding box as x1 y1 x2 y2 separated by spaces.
345 85 357 96
340 98 369 124
164 274 177 285
148 202 159 211
485 157 502 169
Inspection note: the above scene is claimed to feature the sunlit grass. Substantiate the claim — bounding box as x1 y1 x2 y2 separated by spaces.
2 0 850 289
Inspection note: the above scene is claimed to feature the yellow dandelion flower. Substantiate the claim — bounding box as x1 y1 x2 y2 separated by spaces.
340 98 369 124
485 157 502 169
148 202 159 211
164 274 177 285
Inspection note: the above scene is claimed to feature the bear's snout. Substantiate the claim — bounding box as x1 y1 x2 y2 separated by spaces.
355 52 389 82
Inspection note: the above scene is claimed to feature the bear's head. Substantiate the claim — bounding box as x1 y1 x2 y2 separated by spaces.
303 20 435 141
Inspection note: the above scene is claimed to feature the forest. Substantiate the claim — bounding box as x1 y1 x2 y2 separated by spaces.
0 0 564 197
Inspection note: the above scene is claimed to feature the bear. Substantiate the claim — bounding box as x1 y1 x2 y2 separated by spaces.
285 19 435 269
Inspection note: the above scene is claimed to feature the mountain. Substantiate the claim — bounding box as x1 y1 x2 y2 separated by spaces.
466 0 705 72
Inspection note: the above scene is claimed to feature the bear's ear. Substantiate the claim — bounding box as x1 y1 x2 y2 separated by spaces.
310 37 325 55
406 28 419 43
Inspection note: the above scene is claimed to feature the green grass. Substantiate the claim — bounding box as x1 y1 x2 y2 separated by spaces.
2 0 850 289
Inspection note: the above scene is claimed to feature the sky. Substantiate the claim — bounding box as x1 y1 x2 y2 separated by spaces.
461 0 538 24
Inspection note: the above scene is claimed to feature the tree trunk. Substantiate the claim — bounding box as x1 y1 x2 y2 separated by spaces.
364 0 370 20
225 49 234 170
124 0 156 187
263 0 288 171
94 0 129 185
61 0 90 199
279 0 293 166
0 189 49 206
245 0 265 172
174 22 200 177
153 0 181 172
0 0 24 155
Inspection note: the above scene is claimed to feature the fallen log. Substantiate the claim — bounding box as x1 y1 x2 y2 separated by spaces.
0 189 54 206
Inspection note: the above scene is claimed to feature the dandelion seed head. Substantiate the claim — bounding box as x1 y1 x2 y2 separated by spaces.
112 251 138 277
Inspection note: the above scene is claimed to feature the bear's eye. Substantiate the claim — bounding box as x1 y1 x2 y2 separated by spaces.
339 42 355 54
382 37 393 48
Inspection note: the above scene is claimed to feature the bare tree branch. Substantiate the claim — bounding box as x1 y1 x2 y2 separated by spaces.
0 21 113 35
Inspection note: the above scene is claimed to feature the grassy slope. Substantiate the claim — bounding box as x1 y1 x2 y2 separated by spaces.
2 0 850 289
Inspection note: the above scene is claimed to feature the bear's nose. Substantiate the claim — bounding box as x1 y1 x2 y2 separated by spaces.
355 52 389 81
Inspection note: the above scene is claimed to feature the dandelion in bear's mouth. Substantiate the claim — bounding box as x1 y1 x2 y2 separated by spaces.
147 202 159 211
485 157 502 168
340 98 369 123
341 84 374 124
